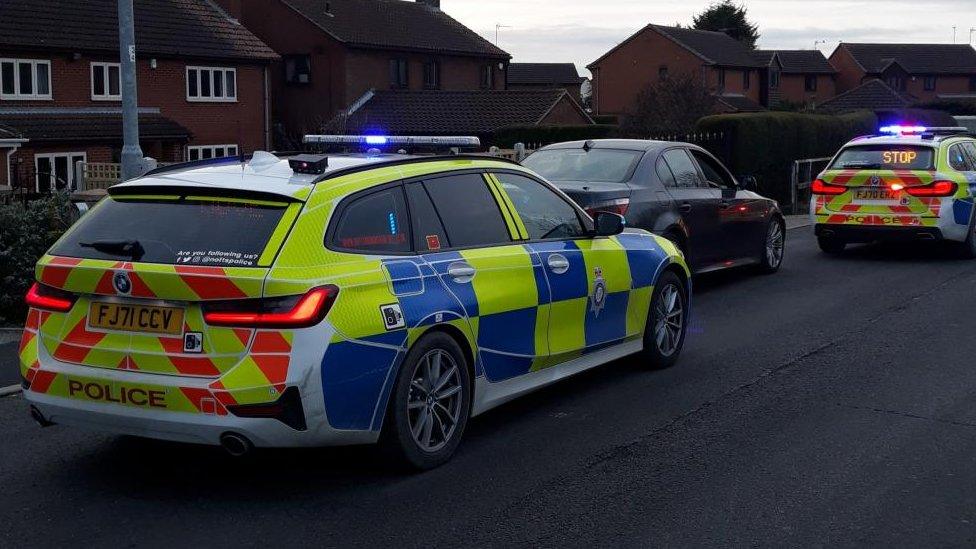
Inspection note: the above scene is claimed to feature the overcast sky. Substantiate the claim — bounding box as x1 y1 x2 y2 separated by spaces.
445 0 976 76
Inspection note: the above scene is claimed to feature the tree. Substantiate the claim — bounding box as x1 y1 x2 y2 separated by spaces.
692 1 760 49
620 73 717 137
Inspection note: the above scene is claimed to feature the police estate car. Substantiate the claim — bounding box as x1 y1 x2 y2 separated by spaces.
812 126 976 257
20 136 691 469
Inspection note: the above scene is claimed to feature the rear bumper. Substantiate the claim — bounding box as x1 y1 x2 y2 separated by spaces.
815 224 944 243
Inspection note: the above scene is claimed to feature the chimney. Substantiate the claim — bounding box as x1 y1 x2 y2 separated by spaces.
417 0 440 9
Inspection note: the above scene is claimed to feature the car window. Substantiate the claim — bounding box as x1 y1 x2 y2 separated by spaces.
690 150 735 190
948 144 973 171
332 186 411 254
51 198 287 266
521 149 643 183
656 157 678 188
831 145 936 170
423 173 511 248
661 149 701 189
960 142 976 170
405 182 450 252
493 172 585 240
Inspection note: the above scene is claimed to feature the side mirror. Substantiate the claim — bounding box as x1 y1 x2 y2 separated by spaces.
593 212 625 237
740 175 758 192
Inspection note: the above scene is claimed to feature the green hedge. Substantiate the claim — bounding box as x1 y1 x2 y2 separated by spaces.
0 193 74 325
696 111 877 207
488 124 617 148
912 100 976 116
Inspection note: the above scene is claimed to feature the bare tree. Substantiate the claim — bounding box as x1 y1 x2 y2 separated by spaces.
621 73 718 137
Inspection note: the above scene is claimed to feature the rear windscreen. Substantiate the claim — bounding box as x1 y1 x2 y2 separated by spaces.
51 198 288 267
522 149 643 183
830 145 935 170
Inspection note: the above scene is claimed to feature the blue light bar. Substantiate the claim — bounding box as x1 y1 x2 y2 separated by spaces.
365 135 388 145
304 135 481 148
879 125 928 135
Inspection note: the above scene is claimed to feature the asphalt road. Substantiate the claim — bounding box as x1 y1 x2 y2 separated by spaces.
3 227 976 547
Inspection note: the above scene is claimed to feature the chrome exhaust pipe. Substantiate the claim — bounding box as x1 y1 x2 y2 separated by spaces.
29 406 54 428
219 432 253 457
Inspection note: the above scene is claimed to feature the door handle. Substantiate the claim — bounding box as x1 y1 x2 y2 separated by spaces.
447 262 475 283
547 253 570 274
679 203 693 213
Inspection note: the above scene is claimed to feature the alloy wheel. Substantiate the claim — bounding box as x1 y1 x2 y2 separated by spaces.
766 221 785 268
653 283 684 357
407 349 463 453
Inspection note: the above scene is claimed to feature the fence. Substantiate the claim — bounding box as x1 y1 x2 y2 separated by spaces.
79 162 122 191
789 157 831 215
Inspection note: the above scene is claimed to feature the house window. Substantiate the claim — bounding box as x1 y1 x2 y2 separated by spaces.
0 59 51 100
284 55 311 85
923 76 937 91
188 144 239 161
389 59 408 89
91 62 121 100
658 66 669 81
423 59 440 89
887 75 906 91
186 66 237 101
480 64 493 89
805 75 818 92
35 152 85 193
717 68 726 88
743 70 750 90
770 69 780 89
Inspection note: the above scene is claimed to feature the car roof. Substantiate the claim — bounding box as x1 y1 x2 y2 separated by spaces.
845 134 974 148
536 139 682 153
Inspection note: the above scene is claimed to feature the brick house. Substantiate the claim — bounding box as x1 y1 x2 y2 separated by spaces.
508 63 584 100
0 0 277 193
752 50 837 108
829 43 976 103
588 24 766 119
214 0 511 143
815 79 913 114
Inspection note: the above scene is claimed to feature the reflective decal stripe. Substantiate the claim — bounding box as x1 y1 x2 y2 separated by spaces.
484 174 526 240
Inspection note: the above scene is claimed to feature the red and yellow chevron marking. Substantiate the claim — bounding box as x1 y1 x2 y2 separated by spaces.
815 169 960 220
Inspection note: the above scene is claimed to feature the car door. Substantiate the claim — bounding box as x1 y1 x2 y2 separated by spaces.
660 148 721 269
688 148 765 263
415 172 548 383
491 171 635 363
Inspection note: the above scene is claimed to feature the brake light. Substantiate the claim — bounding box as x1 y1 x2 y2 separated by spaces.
203 286 339 328
903 180 957 197
811 179 846 195
584 198 630 217
25 282 76 312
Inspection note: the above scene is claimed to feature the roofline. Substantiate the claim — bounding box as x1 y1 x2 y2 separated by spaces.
533 90 595 126
816 78 912 111
588 24 653 69
588 24 765 69
346 43 510 60
829 43 867 73
0 43 279 64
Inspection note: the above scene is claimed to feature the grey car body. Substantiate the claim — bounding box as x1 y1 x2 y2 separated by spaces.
523 139 785 274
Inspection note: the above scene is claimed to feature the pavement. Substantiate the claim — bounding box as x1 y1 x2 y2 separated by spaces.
3 226 976 547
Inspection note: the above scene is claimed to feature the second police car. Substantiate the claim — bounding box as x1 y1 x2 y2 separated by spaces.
19 136 691 470
812 126 976 257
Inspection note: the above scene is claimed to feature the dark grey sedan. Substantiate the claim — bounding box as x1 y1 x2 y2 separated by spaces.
522 139 785 274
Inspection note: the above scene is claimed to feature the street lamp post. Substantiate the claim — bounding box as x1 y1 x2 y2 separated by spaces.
118 0 144 181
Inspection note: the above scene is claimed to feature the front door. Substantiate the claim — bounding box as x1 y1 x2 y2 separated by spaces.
660 148 721 269
689 149 766 263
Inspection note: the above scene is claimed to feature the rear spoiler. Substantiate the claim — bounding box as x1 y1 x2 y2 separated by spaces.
107 185 302 204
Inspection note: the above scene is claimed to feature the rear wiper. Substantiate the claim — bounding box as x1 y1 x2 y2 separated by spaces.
842 162 881 169
79 239 145 260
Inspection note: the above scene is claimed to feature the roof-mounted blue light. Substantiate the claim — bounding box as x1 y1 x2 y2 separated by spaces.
303 135 481 149
879 125 928 135
365 135 389 145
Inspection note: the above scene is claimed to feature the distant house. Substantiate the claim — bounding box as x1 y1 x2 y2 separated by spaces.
829 43 976 103
752 50 836 108
508 63 584 99
329 89 593 137
815 79 913 114
215 0 511 141
588 24 766 119
0 0 277 193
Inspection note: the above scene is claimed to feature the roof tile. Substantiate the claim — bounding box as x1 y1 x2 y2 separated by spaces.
841 43 976 74
508 63 582 85
817 79 913 113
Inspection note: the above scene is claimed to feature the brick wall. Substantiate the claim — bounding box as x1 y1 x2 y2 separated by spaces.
829 47 868 94
777 74 837 106
708 67 763 102
538 96 591 125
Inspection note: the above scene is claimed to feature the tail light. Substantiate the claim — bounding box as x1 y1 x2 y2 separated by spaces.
811 179 846 196
203 285 339 328
25 282 76 312
584 198 630 217
903 180 957 197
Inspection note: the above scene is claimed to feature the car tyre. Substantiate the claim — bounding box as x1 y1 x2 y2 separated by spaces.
757 217 786 274
818 236 846 255
381 332 471 471
637 270 688 370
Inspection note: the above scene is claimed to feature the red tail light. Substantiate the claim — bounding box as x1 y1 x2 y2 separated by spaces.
203 285 339 328
811 179 846 196
25 282 76 312
903 180 957 197
584 198 630 217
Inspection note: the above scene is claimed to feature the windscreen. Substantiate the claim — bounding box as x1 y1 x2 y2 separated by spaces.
522 149 643 183
50 198 288 267
829 145 935 170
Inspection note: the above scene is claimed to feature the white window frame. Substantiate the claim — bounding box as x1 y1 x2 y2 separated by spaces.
34 152 86 193
187 144 239 161
0 58 52 100
186 66 237 102
90 62 122 101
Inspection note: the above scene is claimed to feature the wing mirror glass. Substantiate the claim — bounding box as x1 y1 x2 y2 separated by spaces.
740 175 758 192
593 212 625 237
